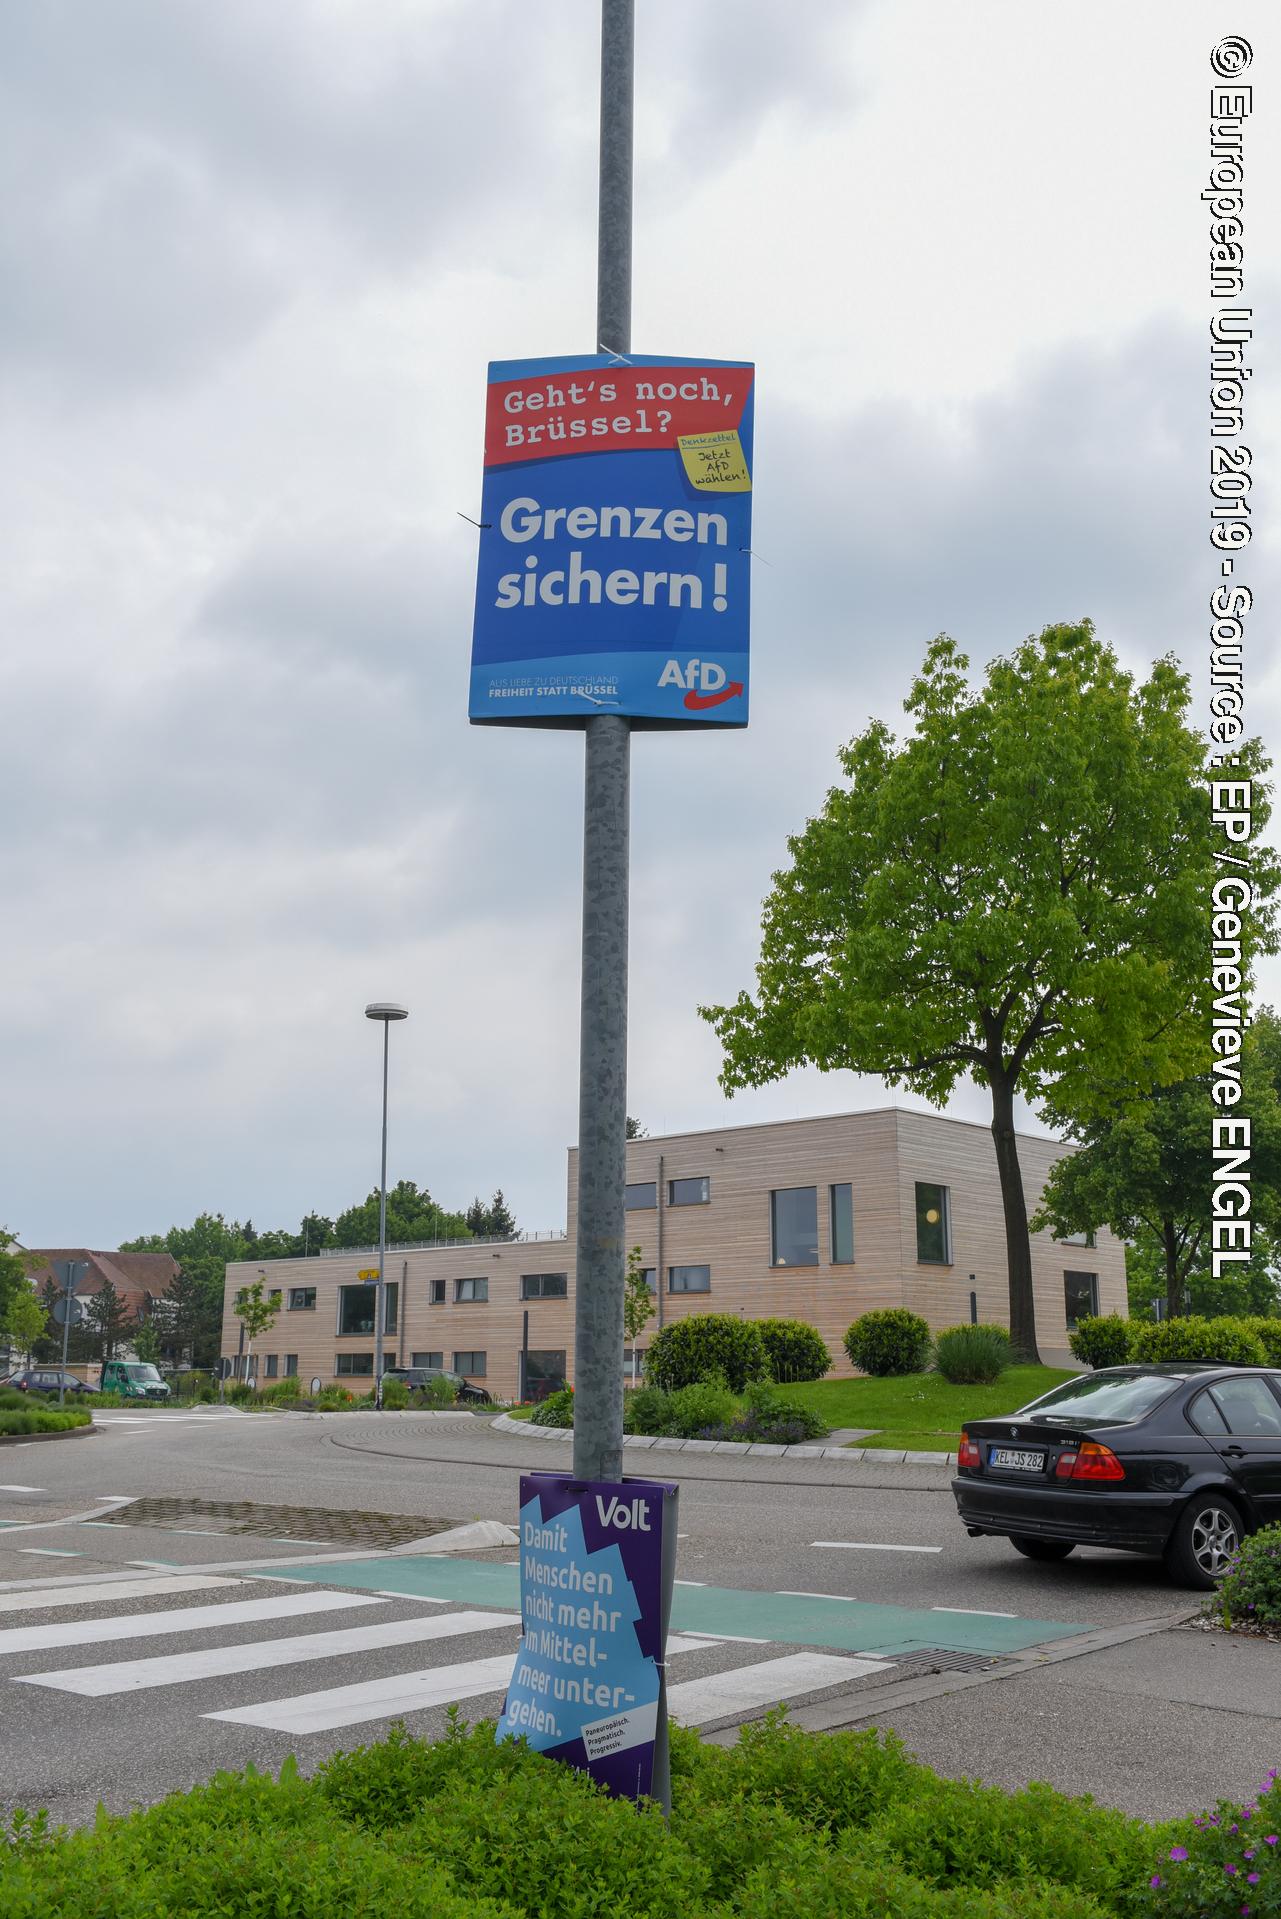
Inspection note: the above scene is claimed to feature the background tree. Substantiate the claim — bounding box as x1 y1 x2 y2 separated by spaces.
625 1116 648 1140
131 1315 163 1366
1035 1010 1281 1319
333 1180 470 1247
232 1279 277 1386
159 1267 221 1369
0 1232 37 1329
4 1287 47 1368
623 1245 654 1382
702 623 1278 1361
1124 1227 1280 1322
85 1279 132 1363
465 1191 519 1239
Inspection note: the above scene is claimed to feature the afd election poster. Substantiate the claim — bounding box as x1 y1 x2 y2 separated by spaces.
469 353 754 727
497 1472 679 1805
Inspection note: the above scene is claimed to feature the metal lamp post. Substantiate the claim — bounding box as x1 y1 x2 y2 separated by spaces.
365 1002 408 1407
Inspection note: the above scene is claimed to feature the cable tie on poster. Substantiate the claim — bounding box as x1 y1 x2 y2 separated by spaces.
457 512 492 529
740 546 772 566
598 343 633 364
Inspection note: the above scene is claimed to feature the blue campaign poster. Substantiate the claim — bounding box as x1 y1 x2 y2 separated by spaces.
469 353 754 727
497 1472 679 1804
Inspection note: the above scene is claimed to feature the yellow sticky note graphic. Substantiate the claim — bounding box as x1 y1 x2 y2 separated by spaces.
677 429 752 492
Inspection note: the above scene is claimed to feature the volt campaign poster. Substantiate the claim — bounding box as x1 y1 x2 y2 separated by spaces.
469 353 754 727
497 1472 679 1806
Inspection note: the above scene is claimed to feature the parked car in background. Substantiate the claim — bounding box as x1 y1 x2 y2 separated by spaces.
953 1362 1281 1588
99 1360 171 1401
381 1365 492 1406
1 1369 97 1396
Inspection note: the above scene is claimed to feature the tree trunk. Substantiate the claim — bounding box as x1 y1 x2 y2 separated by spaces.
1163 1217 1182 1319
989 1073 1041 1363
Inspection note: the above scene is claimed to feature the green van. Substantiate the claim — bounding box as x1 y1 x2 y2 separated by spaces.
100 1360 171 1401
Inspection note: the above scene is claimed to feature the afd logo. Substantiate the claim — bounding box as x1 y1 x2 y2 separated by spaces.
594 1494 652 1532
657 658 744 711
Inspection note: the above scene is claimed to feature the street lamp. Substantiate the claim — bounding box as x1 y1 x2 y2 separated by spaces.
365 1002 408 1407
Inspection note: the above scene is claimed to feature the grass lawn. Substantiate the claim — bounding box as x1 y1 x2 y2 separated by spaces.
782 1365 1077 1450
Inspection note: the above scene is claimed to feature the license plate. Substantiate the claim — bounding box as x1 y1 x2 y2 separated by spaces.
988 1447 1045 1472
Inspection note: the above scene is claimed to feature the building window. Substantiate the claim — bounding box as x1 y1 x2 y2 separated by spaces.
521 1272 568 1300
830 1184 855 1264
454 1351 487 1377
455 1277 488 1303
336 1353 374 1377
623 1348 646 1378
915 1183 951 1264
641 1268 657 1292
523 1349 566 1399
669 1176 710 1206
770 1187 819 1267
669 1265 711 1293
288 1288 316 1311
1064 1271 1099 1329
337 1283 397 1336
1061 1230 1097 1249
284 1354 298 1377
429 1279 446 1304
625 1181 657 1209
268 1289 283 1308
264 1354 278 1379
412 1351 444 1369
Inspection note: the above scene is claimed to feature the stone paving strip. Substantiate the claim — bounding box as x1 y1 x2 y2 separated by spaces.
490 1411 956 1467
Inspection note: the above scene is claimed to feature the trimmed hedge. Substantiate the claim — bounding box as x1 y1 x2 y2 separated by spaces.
844 1309 932 1377
1245 1317 1281 1367
644 1314 770 1393
1128 1315 1267 1367
1068 1314 1133 1370
0 1407 91 1437
755 1318 832 1384
7 1712 1272 1917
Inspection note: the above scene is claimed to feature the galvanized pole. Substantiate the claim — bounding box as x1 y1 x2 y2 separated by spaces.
573 0 633 1486
375 1018 389 1407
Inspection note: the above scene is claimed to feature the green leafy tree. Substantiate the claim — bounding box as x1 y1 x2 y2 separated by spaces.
0 1231 37 1329
623 1246 654 1382
233 1278 277 1386
4 1287 47 1367
625 1116 648 1140
1036 1011 1281 1319
85 1279 132 1363
333 1180 470 1248
466 1190 519 1240
702 623 1278 1361
131 1316 163 1366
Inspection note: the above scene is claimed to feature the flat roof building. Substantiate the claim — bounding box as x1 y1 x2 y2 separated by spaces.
221 1107 1122 1399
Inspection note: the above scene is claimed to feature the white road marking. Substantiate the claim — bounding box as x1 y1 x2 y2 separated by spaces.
674 1579 706 1586
0 1575 241 1614
205 1635 707 1737
370 1590 449 1603
777 1591 857 1601
681 1631 770 1644
17 1549 80 1558
0 1485 45 1494
812 1542 943 1554
19 1609 521 1696
667 1652 891 1725
0 1588 386 1658
931 1605 1018 1618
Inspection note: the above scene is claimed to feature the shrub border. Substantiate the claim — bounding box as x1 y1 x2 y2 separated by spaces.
492 1410 955 1466
0 1419 97 1447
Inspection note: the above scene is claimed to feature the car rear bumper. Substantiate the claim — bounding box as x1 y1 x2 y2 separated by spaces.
952 1476 1180 1554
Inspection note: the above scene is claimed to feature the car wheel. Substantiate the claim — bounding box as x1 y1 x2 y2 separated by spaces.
1009 1536 1076 1563
1164 1494 1243 1589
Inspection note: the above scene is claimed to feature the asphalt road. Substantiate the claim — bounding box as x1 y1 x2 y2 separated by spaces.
1 1408 1276 1826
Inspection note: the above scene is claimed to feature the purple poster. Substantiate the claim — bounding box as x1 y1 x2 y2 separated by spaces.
497 1472 679 1804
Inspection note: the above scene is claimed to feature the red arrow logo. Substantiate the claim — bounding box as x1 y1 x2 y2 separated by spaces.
683 681 744 711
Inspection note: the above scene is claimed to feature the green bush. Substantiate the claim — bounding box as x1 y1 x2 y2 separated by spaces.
844 1309 932 1377
644 1313 769 1393
530 1386 574 1428
379 1378 410 1410
668 1374 738 1437
409 1376 458 1410
0 1387 31 1409
314 1385 357 1410
623 1385 675 1436
755 1318 832 1384
223 1380 256 1404
1145 1769 1281 1915
1129 1314 1267 1367
1068 1313 1133 1370
1209 1519 1281 1630
933 1325 1012 1385
259 1375 303 1403
1244 1317 1281 1367
0 1407 91 1436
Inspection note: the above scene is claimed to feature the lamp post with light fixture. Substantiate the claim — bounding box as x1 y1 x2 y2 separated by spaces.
365 1001 408 1407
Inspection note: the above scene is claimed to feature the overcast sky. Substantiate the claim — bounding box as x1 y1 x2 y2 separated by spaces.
3 1 1277 1248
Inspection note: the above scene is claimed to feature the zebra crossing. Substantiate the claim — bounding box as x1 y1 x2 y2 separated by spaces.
0 1567 889 1756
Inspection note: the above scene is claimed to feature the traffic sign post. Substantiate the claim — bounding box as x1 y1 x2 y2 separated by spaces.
51 1259 89 1407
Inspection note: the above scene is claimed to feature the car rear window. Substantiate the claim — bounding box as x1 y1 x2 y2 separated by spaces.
1019 1373 1178 1427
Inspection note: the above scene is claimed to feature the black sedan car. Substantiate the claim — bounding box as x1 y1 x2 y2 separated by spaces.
381 1365 492 1405
953 1363 1281 1588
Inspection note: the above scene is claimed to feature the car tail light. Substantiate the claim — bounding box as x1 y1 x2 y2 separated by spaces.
1057 1442 1125 1483
957 1432 982 1469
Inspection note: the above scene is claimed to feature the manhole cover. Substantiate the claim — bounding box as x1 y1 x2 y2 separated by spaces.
98 1497 453 1549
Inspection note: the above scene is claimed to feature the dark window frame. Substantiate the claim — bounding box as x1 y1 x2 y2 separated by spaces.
287 1287 316 1311
455 1277 489 1304
668 1264 711 1294
335 1352 374 1377
520 1272 569 1300
284 1354 298 1378
429 1278 446 1304
264 1354 278 1379
770 1186 819 1268
453 1351 487 1377
1063 1270 1099 1330
411 1350 444 1369
624 1182 657 1210
830 1183 855 1264
915 1183 951 1265
668 1176 710 1207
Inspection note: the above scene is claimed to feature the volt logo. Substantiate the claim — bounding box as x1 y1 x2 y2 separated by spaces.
594 1494 652 1532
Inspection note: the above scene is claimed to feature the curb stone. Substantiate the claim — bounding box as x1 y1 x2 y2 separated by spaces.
491 1412 956 1468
